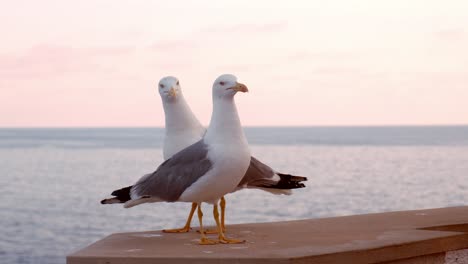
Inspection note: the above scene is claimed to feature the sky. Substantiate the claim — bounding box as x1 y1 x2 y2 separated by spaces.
1 0 467 127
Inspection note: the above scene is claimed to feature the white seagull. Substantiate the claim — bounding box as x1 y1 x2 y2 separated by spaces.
157 76 307 234
101 74 251 244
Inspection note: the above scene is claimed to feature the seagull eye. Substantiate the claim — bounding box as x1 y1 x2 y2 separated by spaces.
159 84 164 89
176 81 179 85
219 81 225 86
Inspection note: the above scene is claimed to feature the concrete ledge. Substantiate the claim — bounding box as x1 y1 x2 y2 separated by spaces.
67 206 468 264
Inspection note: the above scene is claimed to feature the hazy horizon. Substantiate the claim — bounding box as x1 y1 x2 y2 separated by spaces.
1 124 468 129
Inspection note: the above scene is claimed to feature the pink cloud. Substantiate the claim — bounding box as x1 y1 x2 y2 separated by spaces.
395 71 468 88
145 40 196 70
203 21 288 35
148 39 196 52
216 64 253 73
146 21 287 54
434 29 467 41
147 61 193 71
0 44 134 80
313 67 362 75
288 51 361 62
25 44 133 58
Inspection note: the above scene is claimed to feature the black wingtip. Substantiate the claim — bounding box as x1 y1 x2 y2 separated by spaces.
277 173 308 182
256 174 308 190
100 185 133 205
269 173 308 189
110 186 132 201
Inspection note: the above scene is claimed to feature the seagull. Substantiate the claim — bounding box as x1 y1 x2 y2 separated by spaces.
157 76 307 234
101 74 251 245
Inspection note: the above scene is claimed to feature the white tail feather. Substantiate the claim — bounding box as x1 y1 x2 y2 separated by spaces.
124 197 162 208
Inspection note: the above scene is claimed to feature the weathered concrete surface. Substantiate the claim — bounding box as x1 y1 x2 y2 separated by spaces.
67 206 468 264
381 253 445 264
446 249 468 264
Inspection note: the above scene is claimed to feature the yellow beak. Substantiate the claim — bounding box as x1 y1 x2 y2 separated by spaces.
231 82 249 93
169 87 177 97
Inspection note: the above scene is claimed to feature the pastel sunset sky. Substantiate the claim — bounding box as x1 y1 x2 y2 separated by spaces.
1 0 467 127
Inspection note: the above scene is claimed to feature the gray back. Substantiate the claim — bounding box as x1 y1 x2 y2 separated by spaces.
238 156 276 187
132 140 212 202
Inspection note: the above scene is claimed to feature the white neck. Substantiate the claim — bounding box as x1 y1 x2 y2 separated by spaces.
205 97 247 145
162 95 203 132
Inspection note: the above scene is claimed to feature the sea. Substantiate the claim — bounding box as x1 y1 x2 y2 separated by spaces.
1 126 468 264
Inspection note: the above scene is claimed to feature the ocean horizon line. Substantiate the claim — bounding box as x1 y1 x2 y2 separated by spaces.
0 124 467 130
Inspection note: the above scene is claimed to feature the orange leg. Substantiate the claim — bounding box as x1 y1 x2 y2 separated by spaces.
163 203 197 233
197 203 217 245
213 203 244 244
220 196 226 233
201 196 227 234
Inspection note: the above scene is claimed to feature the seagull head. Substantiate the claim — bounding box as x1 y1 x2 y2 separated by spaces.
158 76 181 102
212 74 248 99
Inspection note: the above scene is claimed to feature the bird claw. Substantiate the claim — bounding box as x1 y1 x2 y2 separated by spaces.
199 237 218 245
197 228 222 234
218 238 245 244
163 226 191 233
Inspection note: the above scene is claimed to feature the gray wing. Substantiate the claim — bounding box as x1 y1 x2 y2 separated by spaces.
131 140 212 202
238 156 307 189
238 156 276 187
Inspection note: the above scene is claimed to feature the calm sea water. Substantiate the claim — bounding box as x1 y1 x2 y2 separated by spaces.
1 126 468 264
